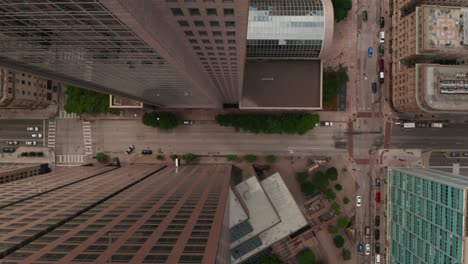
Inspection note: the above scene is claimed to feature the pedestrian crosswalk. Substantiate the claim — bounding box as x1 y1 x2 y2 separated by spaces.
82 121 93 155
59 110 79 119
56 155 85 166
47 121 56 149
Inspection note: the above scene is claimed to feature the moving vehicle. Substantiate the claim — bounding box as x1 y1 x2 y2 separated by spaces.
356 196 362 207
141 150 153 155
6 141 18 145
380 17 385 28
463 152 468 157
112 157 120 167
365 244 371 255
375 242 380 254
379 59 384 71
375 216 380 226
183 120 194 125
3 147 15 153
450 152 461 157
358 243 363 253
431 123 443 128
379 71 384 83
362 10 368 21
368 47 373 58
27 126 39 131
379 31 385 43
372 82 378 94
403 122 416 129
375 229 380 240
376 192 381 203
25 141 37 146
125 144 135 154
320 121 333 126
376 254 381 264
379 43 384 55
365 226 371 237
31 133 43 138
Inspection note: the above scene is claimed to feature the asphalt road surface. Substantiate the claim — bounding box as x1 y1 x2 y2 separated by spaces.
391 124 468 149
91 120 349 156
0 120 46 150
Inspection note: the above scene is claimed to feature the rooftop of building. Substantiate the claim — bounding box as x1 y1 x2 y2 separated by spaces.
420 5 468 50
418 63 468 112
109 95 143 108
241 60 322 109
230 172 307 264
390 167 468 189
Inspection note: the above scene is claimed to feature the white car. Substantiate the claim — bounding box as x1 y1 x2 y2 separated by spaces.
356 196 362 207
26 141 37 146
125 144 135 154
379 31 385 43
31 133 43 138
365 244 371 255
27 127 39 131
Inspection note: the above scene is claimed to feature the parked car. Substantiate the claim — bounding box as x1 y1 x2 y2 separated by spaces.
320 121 333 126
380 17 385 28
112 157 121 167
365 244 371 255
375 216 380 226
362 10 368 21
125 144 135 154
379 43 384 56
375 229 380 240
358 243 363 253
376 178 381 187
372 82 378 93
25 141 37 146
463 152 468 157
368 47 373 58
379 71 384 83
6 141 18 145
376 191 381 203
450 152 461 157
365 226 371 237
183 120 194 125
141 150 153 155
379 31 385 43
356 196 362 207
375 243 381 254
27 126 39 131
3 147 15 153
379 59 384 71
31 133 43 138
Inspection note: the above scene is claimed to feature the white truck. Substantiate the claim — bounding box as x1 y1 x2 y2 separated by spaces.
431 123 443 128
403 122 416 129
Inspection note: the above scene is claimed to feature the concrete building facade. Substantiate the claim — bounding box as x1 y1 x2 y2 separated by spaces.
0 163 49 184
0 164 232 264
387 168 468 264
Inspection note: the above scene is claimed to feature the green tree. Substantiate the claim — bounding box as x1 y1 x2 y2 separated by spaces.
323 64 349 107
338 217 350 228
216 113 320 135
343 196 350 204
342 248 352 261
182 153 197 164
243 154 257 163
266 154 277 163
326 167 339 181
333 235 345 248
156 154 165 160
331 202 341 215
64 85 119 115
37 152 44 157
332 0 352 22
29 151 37 157
96 152 108 163
323 188 336 201
227 154 238 161
142 112 178 130
312 171 329 192
300 182 317 196
334 184 343 191
295 249 316 264
170 154 179 160
259 254 285 264
21 152 28 157
296 171 309 183
328 225 338 234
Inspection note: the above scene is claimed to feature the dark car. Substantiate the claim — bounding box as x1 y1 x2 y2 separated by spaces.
3 147 15 153
141 150 153 155
380 17 385 28
112 157 120 167
376 178 381 187
376 192 381 203
362 10 368 21
372 82 378 93
358 243 363 253
379 59 384 71
375 243 380 254
450 152 461 158
379 43 384 56
375 229 380 240
375 216 380 226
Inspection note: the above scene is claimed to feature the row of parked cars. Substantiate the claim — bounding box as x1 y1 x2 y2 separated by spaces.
125 145 153 155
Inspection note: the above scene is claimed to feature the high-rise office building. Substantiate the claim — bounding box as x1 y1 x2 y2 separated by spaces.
0 164 232 263
387 168 468 264
0 0 333 109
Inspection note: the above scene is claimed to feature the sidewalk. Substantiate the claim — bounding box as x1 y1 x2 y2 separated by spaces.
378 148 422 167
0 103 58 120
0 147 54 164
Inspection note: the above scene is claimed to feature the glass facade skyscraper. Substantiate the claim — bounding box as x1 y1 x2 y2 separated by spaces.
387 168 468 264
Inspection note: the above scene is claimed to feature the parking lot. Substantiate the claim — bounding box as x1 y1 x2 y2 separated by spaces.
0 120 47 152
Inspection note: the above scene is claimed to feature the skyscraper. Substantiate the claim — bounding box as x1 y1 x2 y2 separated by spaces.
0 0 333 108
0 164 232 263
387 168 468 264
